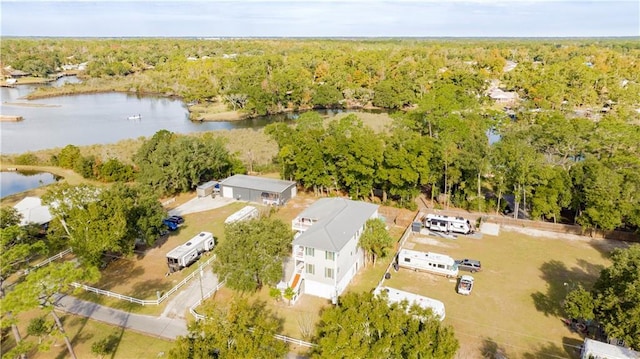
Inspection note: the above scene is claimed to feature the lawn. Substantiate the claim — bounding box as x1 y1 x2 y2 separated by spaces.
3 310 174 359
383 229 628 359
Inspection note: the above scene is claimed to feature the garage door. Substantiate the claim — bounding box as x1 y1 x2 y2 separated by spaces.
222 186 233 199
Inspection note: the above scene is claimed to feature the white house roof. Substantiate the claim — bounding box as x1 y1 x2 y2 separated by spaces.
220 174 295 194
489 88 519 100
292 198 378 252
582 338 640 359
13 196 53 226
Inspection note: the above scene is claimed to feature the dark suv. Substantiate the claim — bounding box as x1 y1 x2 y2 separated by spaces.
455 259 482 273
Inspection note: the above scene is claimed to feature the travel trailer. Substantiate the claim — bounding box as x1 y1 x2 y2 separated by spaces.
166 232 215 273
397 248 458 277
224 206 259 224
424 214 473 234
374 286 446 321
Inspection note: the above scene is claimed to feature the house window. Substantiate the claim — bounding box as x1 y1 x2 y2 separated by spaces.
306 264 315 275
325 267 334 279
325 251 335 261
305 247 315 257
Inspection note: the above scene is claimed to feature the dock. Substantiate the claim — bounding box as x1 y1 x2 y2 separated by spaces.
0 115 24 122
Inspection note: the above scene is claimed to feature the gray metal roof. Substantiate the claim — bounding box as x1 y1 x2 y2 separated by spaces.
293 198 379 252
220 175 296 193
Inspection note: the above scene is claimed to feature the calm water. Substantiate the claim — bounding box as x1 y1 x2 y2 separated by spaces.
0 171 60 198
0 79 337 154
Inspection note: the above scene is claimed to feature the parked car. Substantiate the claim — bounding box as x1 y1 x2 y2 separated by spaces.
455 259 482 273
163 219 179 231
167 215 185 224
457 275 474 295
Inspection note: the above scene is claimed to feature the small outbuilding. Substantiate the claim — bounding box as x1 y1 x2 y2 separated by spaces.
196 180 219 198
219 174 296 206
13 196 53 227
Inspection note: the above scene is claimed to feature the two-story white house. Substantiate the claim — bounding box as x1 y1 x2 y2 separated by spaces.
289 198 379 302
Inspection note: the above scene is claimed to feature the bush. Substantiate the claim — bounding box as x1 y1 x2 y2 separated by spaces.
14 153 40 165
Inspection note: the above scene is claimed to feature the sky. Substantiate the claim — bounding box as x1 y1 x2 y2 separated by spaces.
1 0 639 38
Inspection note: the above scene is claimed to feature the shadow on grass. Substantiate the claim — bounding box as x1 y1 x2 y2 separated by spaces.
128 278 173 299
55 314 94 359
480 337 509 358
522 337 583 359
531 259 604 317
95 260 145 291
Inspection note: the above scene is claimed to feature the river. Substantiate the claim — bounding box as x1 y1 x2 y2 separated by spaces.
0 78 305 154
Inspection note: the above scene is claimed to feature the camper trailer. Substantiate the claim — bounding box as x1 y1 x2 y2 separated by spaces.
224 206 259 225
374 286 446 321
166 232 215 273
397 248 458 277
424 214 473 234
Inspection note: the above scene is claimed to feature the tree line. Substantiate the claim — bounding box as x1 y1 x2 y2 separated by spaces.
2 38 639 118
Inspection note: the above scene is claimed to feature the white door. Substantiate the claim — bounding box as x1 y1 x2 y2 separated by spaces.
222 186 233 199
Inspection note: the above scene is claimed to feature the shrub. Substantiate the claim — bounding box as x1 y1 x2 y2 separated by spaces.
14 153 40 165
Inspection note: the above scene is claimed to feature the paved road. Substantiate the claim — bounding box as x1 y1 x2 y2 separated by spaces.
54 294 309 358
53 294 188 340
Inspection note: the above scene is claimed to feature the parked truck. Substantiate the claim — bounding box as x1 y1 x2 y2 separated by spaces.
166 232 215 273
423 214 473 235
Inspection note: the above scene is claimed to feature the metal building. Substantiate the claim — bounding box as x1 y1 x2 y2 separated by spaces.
219 175 297 206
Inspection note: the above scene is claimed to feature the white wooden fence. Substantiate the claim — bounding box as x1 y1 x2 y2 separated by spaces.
32 246 317 348
25 247 73 274
70 255 217 305
189 279 227 320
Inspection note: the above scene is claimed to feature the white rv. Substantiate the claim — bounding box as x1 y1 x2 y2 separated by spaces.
224 206 259 225
166 232 215 273
374 286 446 321
397 248 458 277
424 214 473 234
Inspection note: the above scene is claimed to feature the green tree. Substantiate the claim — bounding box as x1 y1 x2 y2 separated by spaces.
0 207 47 359
134 130 235 194
213 217 291 292
359 218 394 266
42 183 165 266
378 127 433 206
169 298 288 359
97 158 134 182
55 144 82 169
592 245 640 349
311 291 458 358
563 285 595 321
1 261 100 359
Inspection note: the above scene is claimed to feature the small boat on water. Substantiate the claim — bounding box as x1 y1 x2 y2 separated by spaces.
127 114 141 120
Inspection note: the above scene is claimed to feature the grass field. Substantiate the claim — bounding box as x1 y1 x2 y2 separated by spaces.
384 229 629 359
4 310 174 359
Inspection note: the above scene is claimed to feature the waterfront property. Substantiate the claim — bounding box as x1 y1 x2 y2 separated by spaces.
219 174 297 206
289 198 379 302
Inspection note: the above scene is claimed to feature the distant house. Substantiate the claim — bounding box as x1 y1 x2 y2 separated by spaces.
7 69 30 78
289 198 379 303
13 197 53 227
489 88 519 104
581 338 640 359
219 174 296 206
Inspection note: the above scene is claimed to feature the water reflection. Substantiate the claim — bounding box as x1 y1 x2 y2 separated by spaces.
0 170 60 198
1 79 382 154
